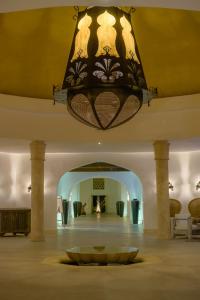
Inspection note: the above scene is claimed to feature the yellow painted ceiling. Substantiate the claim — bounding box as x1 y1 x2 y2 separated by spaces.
0 6 200 99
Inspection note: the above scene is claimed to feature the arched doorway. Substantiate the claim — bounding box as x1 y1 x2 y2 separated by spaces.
56 162 143 228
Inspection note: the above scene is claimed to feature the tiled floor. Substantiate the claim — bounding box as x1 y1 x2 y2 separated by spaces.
0 214 200 300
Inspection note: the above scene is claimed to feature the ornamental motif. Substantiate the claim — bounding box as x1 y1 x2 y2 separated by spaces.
66 61 87 86
93 58 123 83
127 60 146 89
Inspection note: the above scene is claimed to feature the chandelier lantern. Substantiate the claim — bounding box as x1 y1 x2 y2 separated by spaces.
53 6 156 130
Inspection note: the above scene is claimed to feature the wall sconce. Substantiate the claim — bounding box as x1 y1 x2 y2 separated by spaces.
28 185 32 193
169 182 174 191
196 181 200 191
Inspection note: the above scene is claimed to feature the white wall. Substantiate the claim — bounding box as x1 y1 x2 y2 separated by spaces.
121 183 129 217
0 153 31 208
168 152 200 214
69 182 80 218
1 150 200 231
80 179 92 214
104 178 121 214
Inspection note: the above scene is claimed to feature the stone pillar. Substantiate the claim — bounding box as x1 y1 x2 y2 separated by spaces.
30 140 46 241
154 140 170 239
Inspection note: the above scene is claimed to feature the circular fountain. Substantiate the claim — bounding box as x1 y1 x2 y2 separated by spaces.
66 246 139 265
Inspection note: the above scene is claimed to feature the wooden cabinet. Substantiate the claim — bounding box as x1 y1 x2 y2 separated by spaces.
0 208 31 236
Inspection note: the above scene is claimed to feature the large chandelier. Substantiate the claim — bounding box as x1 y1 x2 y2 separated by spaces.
54 6 155 130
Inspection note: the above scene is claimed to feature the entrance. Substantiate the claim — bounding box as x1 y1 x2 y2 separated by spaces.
56 162 143 227
92 195 106 213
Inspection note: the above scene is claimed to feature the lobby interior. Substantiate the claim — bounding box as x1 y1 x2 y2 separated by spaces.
0 0 200 299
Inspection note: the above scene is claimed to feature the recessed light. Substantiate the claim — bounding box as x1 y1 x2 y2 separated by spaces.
98 142 101 145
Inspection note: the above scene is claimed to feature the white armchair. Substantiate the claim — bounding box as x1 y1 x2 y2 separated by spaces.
170 214 189 239
187 198 200 239
187 217 200 239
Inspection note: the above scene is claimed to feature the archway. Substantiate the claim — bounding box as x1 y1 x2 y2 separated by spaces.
56 162 143 228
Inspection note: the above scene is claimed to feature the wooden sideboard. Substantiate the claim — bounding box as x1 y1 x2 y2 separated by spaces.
0 208 31 236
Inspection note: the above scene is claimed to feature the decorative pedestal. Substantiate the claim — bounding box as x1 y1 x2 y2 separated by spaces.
66 246 139 265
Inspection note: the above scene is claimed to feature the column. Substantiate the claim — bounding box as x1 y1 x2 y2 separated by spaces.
154 140 170 239
30 140 46 241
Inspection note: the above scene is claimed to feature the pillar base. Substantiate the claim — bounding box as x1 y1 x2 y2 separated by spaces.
157 232 171 240
30 233 45 242
143 229 157 236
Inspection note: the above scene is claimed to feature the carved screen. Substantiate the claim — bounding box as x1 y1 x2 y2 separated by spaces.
71 13 92 62
120 15 140 63
93 178 105 190
96 11 119 57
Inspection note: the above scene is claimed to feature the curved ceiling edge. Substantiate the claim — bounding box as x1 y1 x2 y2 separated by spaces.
0 93 200 143
0 93 200 116
0 0 200 13
0 94 67 115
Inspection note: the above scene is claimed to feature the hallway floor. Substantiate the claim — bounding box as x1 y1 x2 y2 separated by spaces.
0 214 200 300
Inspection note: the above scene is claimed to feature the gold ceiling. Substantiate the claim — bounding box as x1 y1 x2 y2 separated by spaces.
0 7 200 99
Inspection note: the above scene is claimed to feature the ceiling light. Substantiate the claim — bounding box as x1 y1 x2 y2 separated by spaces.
53 6 157 129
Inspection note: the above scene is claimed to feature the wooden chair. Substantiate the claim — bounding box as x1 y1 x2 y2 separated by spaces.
187 198 200 239
170 198 181 217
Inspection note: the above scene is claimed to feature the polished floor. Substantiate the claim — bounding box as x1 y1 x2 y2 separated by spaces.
0 214 200 300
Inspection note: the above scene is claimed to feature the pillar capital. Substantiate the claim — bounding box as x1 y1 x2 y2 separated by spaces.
154 140 169 160
30 140 46 161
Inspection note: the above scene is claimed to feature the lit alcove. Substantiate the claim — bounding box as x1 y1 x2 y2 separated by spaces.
56 162 143 228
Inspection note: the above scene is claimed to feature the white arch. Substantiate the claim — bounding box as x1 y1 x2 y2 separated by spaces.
57 169 143 223
57 171 142 200
44 154 151 230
